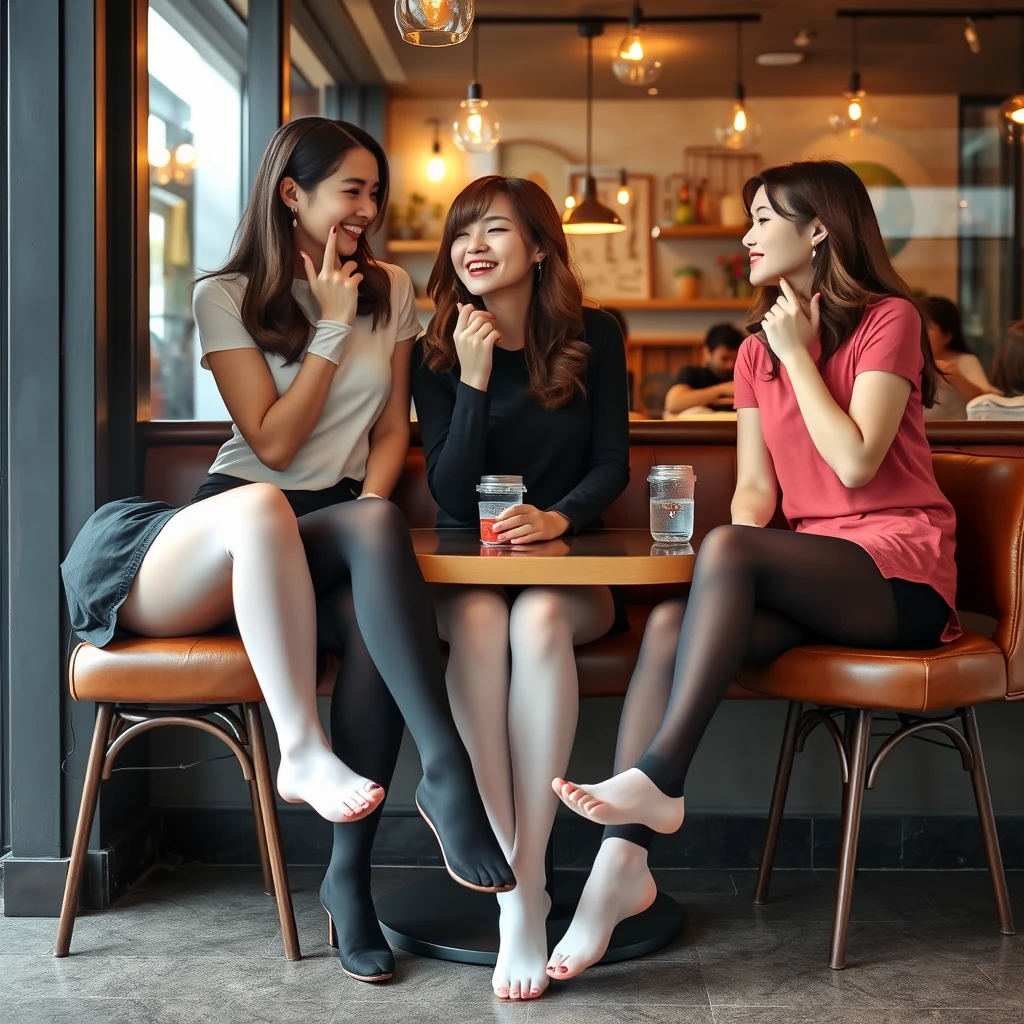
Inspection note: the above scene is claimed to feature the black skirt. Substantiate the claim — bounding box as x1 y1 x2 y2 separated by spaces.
61 474 361 648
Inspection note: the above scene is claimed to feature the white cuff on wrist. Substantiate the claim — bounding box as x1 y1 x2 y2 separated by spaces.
305 321 353 364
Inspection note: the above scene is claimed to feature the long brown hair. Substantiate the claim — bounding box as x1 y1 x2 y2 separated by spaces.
743 160 939 406
992 320 1024 397
197 117 392 364
422 175 588 409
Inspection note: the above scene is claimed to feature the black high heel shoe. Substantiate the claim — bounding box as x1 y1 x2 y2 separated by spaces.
320 880 394 983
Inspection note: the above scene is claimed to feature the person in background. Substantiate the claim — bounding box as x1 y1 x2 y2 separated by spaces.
923 296 995 419
663 323 744 416
967 320 1024 420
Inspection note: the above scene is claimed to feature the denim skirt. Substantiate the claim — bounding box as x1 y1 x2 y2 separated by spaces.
60 474 361 648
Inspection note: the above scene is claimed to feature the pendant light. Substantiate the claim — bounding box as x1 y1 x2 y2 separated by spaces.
616 168 632 206
395 0 473 47
829 17 877 136
611 3 663 87
564 23 626 236
452 28 500 152
715 21 760 150
1000 17 1024 142
426 119 446 182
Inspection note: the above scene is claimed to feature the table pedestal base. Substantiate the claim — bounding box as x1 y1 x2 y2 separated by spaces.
377 872 685 967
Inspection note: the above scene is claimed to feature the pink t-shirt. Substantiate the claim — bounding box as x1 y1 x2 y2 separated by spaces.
733 296 961 642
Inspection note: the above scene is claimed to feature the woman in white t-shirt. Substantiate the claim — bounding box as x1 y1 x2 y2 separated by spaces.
62 118 513 981
922 296 995 419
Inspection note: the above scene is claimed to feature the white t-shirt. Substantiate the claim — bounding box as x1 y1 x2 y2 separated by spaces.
924 351 993 420
193 262 421 490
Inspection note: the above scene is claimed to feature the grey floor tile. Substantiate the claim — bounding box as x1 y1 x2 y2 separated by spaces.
333 1000 528 1024
700 960 896 1010
711 1009 944 1024
881 956 1009 1010
846 922 1024 966
652 871 738 897
541 959 709 1007
937 1011 1024 1024
530 1004 715 1024
693 920 836 965
0 916 60 957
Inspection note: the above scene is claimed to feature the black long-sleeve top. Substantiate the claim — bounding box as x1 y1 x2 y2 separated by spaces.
411 307 630 533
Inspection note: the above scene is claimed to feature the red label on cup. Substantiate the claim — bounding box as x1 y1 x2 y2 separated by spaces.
480 518 504 544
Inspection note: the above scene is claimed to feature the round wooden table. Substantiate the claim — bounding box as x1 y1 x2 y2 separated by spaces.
376 528 696 968
410 527 699 585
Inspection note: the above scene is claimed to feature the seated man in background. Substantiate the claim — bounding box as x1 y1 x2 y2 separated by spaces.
663 323 744 417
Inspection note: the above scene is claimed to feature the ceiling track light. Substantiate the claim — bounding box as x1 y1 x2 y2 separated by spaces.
964 17 982 53
612 2 663 86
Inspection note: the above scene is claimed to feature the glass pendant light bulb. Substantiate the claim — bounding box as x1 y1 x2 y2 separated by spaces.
565 195 577 209
425 119 446 182
616 168 631 206
452 31 500 153
714 24 759 151
395 0 474 47
174 142 197 168
611 4 662 86
426 148 446 183
1000 93 1024 141
829 19 876 136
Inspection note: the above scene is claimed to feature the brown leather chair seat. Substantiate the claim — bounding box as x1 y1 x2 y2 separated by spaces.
739 631 1006 711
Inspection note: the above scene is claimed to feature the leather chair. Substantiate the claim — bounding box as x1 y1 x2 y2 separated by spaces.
741 452 1023 969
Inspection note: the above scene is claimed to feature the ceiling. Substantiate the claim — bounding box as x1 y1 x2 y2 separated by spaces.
357 0 1024 100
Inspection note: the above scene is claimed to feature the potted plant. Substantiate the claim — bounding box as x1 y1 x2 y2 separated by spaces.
394 192 427 240
716 251 751 298
674 265 702 300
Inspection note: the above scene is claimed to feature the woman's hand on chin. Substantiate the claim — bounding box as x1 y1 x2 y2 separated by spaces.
492 505 571 545
762 278 820 364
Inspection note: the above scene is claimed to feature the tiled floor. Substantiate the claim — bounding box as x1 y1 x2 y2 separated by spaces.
2 865 1024 1023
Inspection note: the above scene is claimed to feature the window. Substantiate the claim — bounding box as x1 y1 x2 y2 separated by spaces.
289 24 333 120
147 0 246 420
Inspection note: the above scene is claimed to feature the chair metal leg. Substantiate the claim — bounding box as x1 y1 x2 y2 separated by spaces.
244 703 301 961
248 778 275 898
754 700 802 905
829 709 871 970
55 703 115 957
961 706 1015 936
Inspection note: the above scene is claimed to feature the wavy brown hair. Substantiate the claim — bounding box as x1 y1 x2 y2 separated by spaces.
196 117 392 364
422 176 588 409
992 320 1024 397
743 160 939 406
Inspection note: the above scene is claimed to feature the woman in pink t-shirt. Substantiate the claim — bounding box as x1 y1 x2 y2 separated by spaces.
544 159 957 981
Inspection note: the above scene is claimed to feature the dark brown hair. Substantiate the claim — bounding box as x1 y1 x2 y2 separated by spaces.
743 160 939 406
422 175 588 409
922 296 972 354
991 320 1024 397
197 117 392 364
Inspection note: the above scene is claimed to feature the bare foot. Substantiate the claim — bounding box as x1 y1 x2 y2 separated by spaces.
492 889 552 1001
277 746 383 824
551 768 684 834
547 839 657 981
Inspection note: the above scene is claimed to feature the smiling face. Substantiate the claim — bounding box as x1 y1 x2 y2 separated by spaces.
742 184 822 290
282 146 380 258
450 193 544 299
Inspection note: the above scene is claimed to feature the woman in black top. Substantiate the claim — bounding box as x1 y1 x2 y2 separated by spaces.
412 175 630 1002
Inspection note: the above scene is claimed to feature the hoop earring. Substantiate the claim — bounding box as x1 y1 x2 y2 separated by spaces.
536 260 544 282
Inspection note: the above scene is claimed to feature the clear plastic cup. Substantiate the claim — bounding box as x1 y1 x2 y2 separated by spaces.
476 475 526 546
648 465 695 543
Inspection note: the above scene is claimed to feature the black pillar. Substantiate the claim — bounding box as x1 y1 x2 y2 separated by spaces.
247 0 291 196
2 0 64 913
